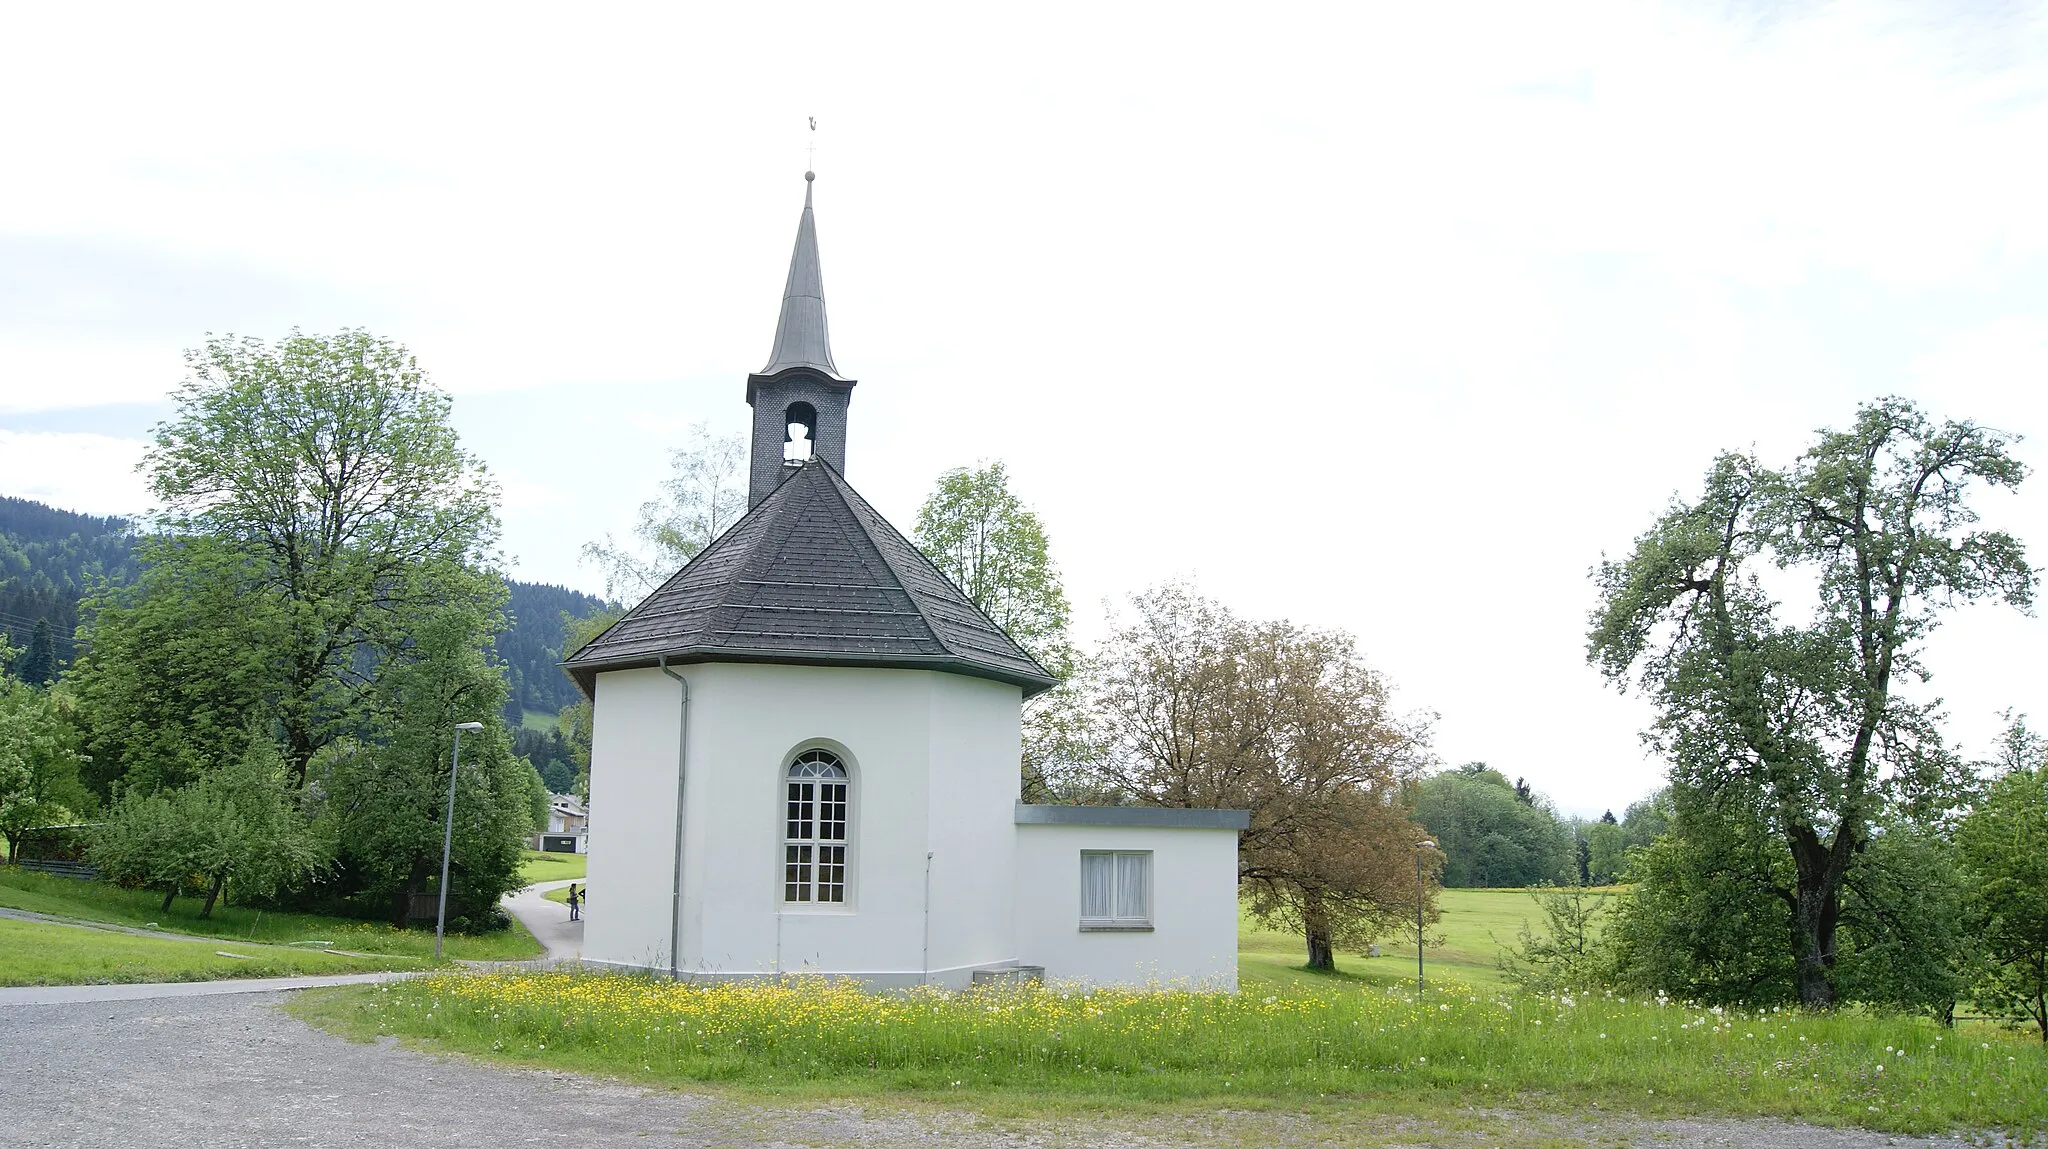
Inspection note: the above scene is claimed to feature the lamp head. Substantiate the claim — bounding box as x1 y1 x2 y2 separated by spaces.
454 721 486 732
1417 839 1437 850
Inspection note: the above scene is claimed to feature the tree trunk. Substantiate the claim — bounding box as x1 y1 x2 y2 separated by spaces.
200 870 227 919
1302 891 1336 972
393 856 430 928
286 718 315 790
161 885 178 913
1787 830 1845 1008
2033 954 2046 1044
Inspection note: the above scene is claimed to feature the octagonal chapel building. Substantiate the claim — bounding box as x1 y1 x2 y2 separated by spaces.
564 173 1246 988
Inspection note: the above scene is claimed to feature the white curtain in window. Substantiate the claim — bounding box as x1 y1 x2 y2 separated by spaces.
1114 852 1148 921
1080 853 1113 919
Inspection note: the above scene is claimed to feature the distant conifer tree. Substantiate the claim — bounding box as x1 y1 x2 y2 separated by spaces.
17 619 56 686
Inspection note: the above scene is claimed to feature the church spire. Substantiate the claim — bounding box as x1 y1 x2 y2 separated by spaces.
759 171 841 379
745 172 858 509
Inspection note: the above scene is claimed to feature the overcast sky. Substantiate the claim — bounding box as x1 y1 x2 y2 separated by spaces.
3 2 2044 815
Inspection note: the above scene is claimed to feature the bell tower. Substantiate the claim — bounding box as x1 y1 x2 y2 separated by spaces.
747 171 857 508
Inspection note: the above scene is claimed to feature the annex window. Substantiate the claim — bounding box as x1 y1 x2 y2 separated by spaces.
783 749 848 904
1079 850 1151 930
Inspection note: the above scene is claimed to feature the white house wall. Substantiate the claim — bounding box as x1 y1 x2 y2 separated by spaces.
582 666 685 971
923 672 1024 981
583 662 1023 986
1014 824 1241 990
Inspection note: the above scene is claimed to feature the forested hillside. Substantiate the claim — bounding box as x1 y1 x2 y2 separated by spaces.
0 494 607 715
0 496 140 683
500 580 610 721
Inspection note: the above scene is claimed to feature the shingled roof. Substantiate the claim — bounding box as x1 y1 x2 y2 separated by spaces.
563 459 1057 697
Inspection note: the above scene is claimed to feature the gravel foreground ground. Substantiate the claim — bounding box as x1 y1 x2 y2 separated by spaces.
0 992 1991 1148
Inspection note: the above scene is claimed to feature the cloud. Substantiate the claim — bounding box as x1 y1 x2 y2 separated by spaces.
2 1 2045 813
0 431 150 517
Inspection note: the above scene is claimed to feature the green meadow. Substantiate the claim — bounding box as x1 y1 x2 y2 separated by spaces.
1240 887 1620 991
0 917 415 986
517 849 586 885
0 867 544 965
288 886 2046 1134
292 967 2047 1136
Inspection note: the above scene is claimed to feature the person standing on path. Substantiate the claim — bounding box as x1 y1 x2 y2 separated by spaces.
566 883 580 922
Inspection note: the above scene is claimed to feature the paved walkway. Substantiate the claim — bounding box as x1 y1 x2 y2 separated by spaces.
0 971 410 1007
500 878 584 963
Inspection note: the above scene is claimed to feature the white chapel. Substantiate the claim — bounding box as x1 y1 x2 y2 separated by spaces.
564 173 1246 989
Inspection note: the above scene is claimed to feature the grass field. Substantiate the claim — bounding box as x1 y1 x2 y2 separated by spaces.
0 917 416 986
518 708 560 733
292 970 2048 1135
0 867 544 963
518 885 1577 977
1241 887 1622 992
518 850 586 885
291 883 2048 1134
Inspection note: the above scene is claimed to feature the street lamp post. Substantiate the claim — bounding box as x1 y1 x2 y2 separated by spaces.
435 721 487 961
1415 839 1436 996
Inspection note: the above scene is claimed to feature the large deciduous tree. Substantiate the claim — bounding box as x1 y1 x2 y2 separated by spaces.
104 330 502 790
582 422 745 603
914 461 1072 671
1585 814 1627 886
1410 765 1574 888
1588 398 2033 1006
90 735 320 917
0 639 88 863
913 461 1083 799
73 537 281 798
315 599 532 929
1088 583 1435 972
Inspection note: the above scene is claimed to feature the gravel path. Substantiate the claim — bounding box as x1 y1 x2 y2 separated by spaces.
0 971 410 1006
0 991 1983 1148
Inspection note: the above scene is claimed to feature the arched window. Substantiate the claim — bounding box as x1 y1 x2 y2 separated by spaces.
783 749 848 903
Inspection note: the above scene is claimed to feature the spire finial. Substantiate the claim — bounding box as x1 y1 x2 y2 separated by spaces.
758 157 839 379
805 117 818 203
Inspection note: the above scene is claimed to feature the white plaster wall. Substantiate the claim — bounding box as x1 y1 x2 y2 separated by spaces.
582 667 685 970
583 661 1023 985
1014 824 1241 990
685 662 931 980
924 673 1024 982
